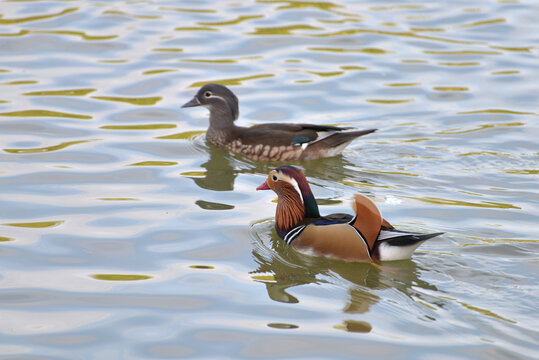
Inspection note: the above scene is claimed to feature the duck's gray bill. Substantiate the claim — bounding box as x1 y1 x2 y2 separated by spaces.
181 97 200 108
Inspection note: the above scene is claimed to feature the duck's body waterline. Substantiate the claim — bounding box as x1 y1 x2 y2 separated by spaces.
182 84 376 161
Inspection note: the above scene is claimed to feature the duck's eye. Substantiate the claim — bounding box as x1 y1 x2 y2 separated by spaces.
204 91 212 98
271 174 278 182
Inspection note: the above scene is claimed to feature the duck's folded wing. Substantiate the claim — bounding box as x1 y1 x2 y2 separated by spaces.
238 125 318 146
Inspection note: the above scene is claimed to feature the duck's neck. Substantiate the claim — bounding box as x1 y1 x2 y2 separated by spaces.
275 191 305 235
207 110 237 146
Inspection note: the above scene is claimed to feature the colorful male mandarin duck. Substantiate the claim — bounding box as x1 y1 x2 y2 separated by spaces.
182 84 376 161
257 166 442 262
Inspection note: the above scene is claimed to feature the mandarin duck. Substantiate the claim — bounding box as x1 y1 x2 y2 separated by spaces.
257 166 443 262
182 84 376 161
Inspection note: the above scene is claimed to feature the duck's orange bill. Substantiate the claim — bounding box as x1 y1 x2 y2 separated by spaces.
256 181 270 191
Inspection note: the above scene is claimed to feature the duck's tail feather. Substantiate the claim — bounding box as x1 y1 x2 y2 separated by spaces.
374 230 444 261
319 129 377 148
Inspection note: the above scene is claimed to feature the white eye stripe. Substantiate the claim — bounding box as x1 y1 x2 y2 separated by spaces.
287 177 304 204
211 94 226 102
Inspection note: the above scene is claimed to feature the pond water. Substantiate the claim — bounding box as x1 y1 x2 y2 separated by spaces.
0 0 538 358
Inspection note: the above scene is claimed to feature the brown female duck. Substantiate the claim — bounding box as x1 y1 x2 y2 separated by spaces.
182 84 376 161
257 166 443 262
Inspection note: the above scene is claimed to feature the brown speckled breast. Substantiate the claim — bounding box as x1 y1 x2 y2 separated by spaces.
225 139 303 161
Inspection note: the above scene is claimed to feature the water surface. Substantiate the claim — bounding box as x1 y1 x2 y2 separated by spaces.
0 0 538 358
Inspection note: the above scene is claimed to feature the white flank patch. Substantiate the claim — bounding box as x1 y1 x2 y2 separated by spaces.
324 140 353 157
377 241 424 261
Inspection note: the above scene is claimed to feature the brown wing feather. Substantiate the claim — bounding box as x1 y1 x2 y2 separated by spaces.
236 125 317 146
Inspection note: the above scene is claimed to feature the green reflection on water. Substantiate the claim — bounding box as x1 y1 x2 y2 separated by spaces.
386 83 420 87
22 30 117 41
152 48 183 52
189 74 274 88
129 161 178 166
250 25 322 35
401 59 429 63
438 62 480 67
101 124 176 130
406 196 520 209
410 27 445 32
0 7 77 25
267 323 299 329
251 274 276 282
0 236 14 242
424 50 501 55
458 301 515 323
340 179 392 189
491 70 519 75
334 320 372 333
360 168 418 177
199 15 263 26
24 88 96 96
189 265 215 269
458 151 510 157
180 171 206 177
91 96 162 106
504 169 538 175
433 86 469 91
175 26 218 32
366 99 414 104
438 294 517 323
0 109 92 119
156 130 205 140
490 46 532 52
195 200 234 210
4 140 93 154
340 65 367 71
457 109 536 115
318 18 360 24
183 59 237 64
458 18 505 28
315 28 479 45
4 221 64 228
438 122 525 135
257 0 345 13
91 274 152 281
143 69 177 75
1 80 38 85
99 59 128 64
306 70 344 77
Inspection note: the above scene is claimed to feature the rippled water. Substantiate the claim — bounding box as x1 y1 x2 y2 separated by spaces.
1 0 538 358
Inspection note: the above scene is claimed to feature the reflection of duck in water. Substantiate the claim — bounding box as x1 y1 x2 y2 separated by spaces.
187 134 373 193
256 166 443 262
182 84 376 161
250 221 438 332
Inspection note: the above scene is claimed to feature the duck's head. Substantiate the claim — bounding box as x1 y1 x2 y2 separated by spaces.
181 83 239 121
257 166 320 219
